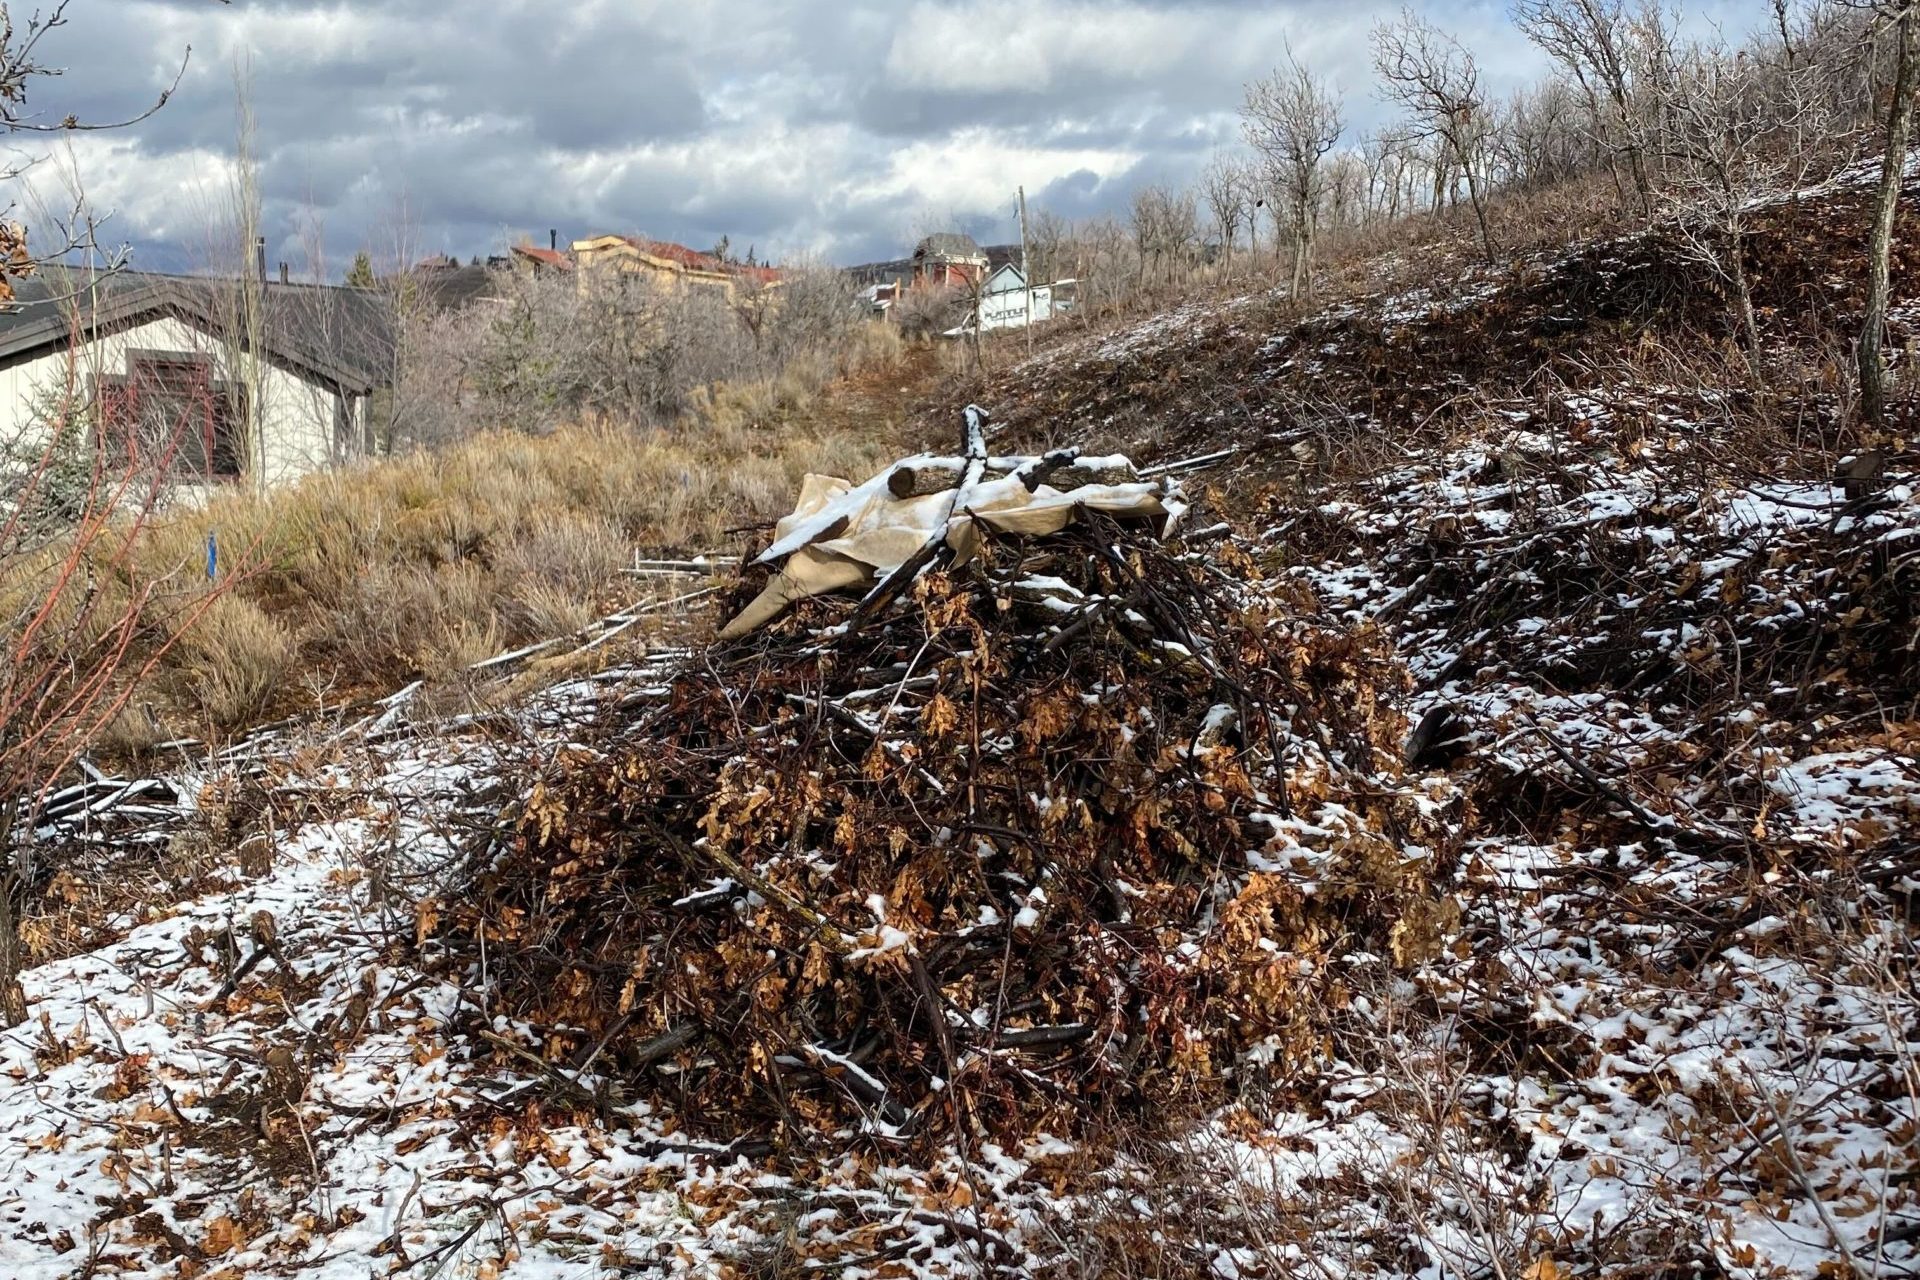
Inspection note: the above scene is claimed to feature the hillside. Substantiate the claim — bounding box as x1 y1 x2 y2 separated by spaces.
1 168 1915 1280
963 157 1920 490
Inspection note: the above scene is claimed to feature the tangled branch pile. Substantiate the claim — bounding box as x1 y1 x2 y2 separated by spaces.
1273 401 1920 856
441 452 1462 1151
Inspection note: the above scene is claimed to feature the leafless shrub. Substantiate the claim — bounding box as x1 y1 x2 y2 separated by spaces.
386 257 868 448
1648 32 1836 353
1373 9 1500 263
892 281 969 338
0 3 235 1028
749 259 862 370
1242 47 1346 299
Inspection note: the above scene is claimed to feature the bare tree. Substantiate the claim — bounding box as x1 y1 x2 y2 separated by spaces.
0 4 220 1026
1512 0 1658 213
1651 36 1834 354
1858 0 1917 427
1076 215 1142 316
1373 10 1500 262
1130 185 1161 286
1025 208 1069 285
1502 79 1593 190
1244 164 1267 260
1130 184 1198 287
1323 150 1370 229
1368 126 1429 219
1359 130 1395 219
1199 151 1248 278
199 59 270 488
1242 48 1346 300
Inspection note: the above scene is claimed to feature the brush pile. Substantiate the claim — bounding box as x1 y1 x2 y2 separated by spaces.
1271 404 1920 856
441 428 1461 1151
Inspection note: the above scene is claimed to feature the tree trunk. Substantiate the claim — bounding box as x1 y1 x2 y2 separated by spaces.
0 897 24 1029
0 798 25 1029
1291 194 1313 301
1861 3 1917 428
1729 231 1762 357
1623 136 1654 219
1605 152 1631 211
1461 152 1496 264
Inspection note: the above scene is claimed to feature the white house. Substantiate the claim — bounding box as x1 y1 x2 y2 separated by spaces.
975 263 1053 333
0 269 391 489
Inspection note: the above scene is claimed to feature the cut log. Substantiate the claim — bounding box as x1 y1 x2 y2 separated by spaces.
1029 459 1139 490
1839 449 1888 500
888 463 968 498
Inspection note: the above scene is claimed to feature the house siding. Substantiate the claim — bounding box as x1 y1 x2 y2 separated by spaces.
976 266 1053 332
0 313 352 489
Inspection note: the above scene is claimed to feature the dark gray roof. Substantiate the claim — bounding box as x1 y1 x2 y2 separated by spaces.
0 269 395 395
914 232 985 261
402 262 501 313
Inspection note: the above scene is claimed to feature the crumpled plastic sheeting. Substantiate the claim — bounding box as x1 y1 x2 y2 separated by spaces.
718 454 1186 638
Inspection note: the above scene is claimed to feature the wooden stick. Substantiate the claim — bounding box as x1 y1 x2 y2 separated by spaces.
1140 447 1238 478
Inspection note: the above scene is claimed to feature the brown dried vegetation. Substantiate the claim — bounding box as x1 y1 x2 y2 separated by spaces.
440 515 1463 1150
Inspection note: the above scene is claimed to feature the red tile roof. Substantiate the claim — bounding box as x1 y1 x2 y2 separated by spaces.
512 244 574 270
622 237 722 272
619 236 781 285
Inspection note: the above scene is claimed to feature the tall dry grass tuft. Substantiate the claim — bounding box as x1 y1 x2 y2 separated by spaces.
170 595 294 729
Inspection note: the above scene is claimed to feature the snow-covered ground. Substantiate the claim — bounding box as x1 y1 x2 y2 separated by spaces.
4 379 1916 1275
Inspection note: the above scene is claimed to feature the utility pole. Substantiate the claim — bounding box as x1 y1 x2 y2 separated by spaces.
1017 185 1032 355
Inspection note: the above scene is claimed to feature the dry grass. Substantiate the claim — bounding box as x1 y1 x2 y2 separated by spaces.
171 595 296 729
12 327 919 748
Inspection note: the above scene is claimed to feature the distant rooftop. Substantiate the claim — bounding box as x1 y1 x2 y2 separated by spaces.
915 232 986 261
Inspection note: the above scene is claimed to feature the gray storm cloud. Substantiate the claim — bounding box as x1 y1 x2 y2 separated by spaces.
14 0 1571 274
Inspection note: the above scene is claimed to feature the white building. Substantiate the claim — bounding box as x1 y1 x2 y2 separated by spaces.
0 270 390 489
975 264 1053 333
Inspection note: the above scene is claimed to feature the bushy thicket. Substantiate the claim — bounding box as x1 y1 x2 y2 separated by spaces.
387 264 867 447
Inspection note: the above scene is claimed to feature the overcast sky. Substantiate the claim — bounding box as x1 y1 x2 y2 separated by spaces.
9 0 1758 276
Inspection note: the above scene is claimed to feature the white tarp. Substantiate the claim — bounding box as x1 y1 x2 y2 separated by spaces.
717 452 1185 638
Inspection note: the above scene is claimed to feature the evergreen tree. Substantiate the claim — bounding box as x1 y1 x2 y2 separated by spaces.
346 250 376 288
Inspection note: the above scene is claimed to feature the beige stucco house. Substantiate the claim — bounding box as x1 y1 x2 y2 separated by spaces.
568 235 781 297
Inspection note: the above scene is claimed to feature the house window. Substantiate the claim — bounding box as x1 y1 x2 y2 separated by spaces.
96 352 246 481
